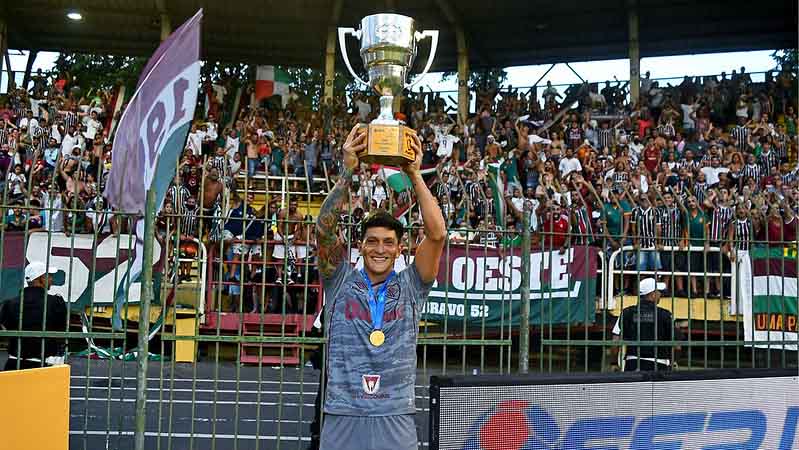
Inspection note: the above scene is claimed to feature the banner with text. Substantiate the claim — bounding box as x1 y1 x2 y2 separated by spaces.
420 245 597 328
0 232 163 308
742 246 798 351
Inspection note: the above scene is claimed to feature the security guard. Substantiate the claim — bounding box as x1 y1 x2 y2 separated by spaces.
612 278 682 371
0 261 67 371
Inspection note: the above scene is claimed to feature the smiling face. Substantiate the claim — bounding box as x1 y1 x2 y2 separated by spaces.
736 205 748 219
359 226 401 279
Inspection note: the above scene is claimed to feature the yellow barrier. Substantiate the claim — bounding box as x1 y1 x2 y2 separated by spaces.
0 364 70 450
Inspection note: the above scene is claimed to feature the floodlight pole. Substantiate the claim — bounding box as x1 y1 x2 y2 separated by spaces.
324 27 336 101
157 0 171 41
134 189 156 450
324 0 343 101
456 28 469 123
628 0 640 104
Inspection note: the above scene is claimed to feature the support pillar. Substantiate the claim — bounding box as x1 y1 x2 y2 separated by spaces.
456 28 469 123
323 27 335 101
627 0 640 105
0 19 5 67
0 19 11 90
4 52 12 90
160 13 172 41
22 49 37 88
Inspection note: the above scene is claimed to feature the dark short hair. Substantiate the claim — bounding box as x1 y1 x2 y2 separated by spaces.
360 210 404 242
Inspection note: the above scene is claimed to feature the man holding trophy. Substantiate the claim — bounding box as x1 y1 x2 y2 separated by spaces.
313 14 445 449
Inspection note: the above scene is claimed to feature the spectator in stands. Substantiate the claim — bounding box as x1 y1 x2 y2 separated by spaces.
5 59 796 340
684 196 709 297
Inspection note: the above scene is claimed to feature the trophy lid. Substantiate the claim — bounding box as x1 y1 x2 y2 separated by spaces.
359 13 416 54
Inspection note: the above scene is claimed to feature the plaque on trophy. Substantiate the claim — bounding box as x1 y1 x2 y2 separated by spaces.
339 14 438 166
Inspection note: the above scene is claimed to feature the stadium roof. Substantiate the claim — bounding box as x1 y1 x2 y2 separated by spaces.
5 0 797 72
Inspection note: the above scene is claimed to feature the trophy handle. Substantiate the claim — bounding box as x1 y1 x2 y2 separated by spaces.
337 27 369 87
407 30 439 89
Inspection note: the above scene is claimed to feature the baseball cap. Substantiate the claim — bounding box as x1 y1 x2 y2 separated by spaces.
24 261 57 286
639 278 666 296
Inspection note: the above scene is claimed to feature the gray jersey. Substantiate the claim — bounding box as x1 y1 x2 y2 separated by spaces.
323 261 432 416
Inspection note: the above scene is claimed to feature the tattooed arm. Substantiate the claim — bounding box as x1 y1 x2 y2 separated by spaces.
316 125 365 279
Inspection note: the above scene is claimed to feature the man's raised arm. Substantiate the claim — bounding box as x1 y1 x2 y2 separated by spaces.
316 126 364 279
405 134 446 283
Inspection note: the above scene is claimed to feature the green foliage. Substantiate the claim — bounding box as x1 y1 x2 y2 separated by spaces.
771 48 798 75
55 52 353 108
200 61 252 86
442 67 508 90
54 53 146 92
279 66 352 108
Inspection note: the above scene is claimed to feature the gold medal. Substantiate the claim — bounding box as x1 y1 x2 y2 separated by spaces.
369 330 385 347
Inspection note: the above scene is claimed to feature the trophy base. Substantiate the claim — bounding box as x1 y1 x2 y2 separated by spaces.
356 122 416 167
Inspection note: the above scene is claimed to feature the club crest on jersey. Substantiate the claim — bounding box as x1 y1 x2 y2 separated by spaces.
362 374 381 395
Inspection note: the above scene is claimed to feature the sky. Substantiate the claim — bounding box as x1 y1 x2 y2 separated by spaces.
2 48 779 95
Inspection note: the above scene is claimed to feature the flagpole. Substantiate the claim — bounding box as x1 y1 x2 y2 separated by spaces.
519 202 532 373
134 188 156 450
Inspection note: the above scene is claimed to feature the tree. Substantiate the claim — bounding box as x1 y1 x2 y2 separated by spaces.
441 67 508 90
279 66 352 108
56 52 351 110
771 48 798 75
54 53 147 93
200 61 252 86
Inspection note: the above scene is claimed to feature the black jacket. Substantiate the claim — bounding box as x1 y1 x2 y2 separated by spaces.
617 300 682 360
0 287 68 360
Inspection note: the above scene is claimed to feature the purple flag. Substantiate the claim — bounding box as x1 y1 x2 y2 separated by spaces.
104 9 202 331
105 9 202 214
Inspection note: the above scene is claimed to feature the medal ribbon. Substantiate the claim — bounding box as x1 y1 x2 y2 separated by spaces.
360 269 396 331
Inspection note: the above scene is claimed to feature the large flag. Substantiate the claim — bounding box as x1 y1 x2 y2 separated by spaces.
487 162 505 227
255 65 290 105
378 166 412 192
105 10 202 213
741 246 798 350
104 10 202 330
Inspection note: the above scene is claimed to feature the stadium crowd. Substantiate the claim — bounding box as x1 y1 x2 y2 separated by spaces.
1 65 797 310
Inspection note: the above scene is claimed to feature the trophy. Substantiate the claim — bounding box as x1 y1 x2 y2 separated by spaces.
339 14 438 166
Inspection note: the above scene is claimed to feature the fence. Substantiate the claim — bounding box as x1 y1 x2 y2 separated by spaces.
0 162 797 449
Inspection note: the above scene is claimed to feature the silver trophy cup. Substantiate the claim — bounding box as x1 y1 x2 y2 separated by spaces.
339 14 438 165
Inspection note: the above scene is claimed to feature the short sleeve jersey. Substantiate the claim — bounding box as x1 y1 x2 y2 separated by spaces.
322 261 433 416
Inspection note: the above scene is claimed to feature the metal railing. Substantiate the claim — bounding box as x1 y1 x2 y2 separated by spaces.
347 70 774 115
0 163 797 449
605 244 732 309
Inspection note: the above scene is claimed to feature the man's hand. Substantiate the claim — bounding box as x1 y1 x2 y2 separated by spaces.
402 132 423 178
342 125 365 170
